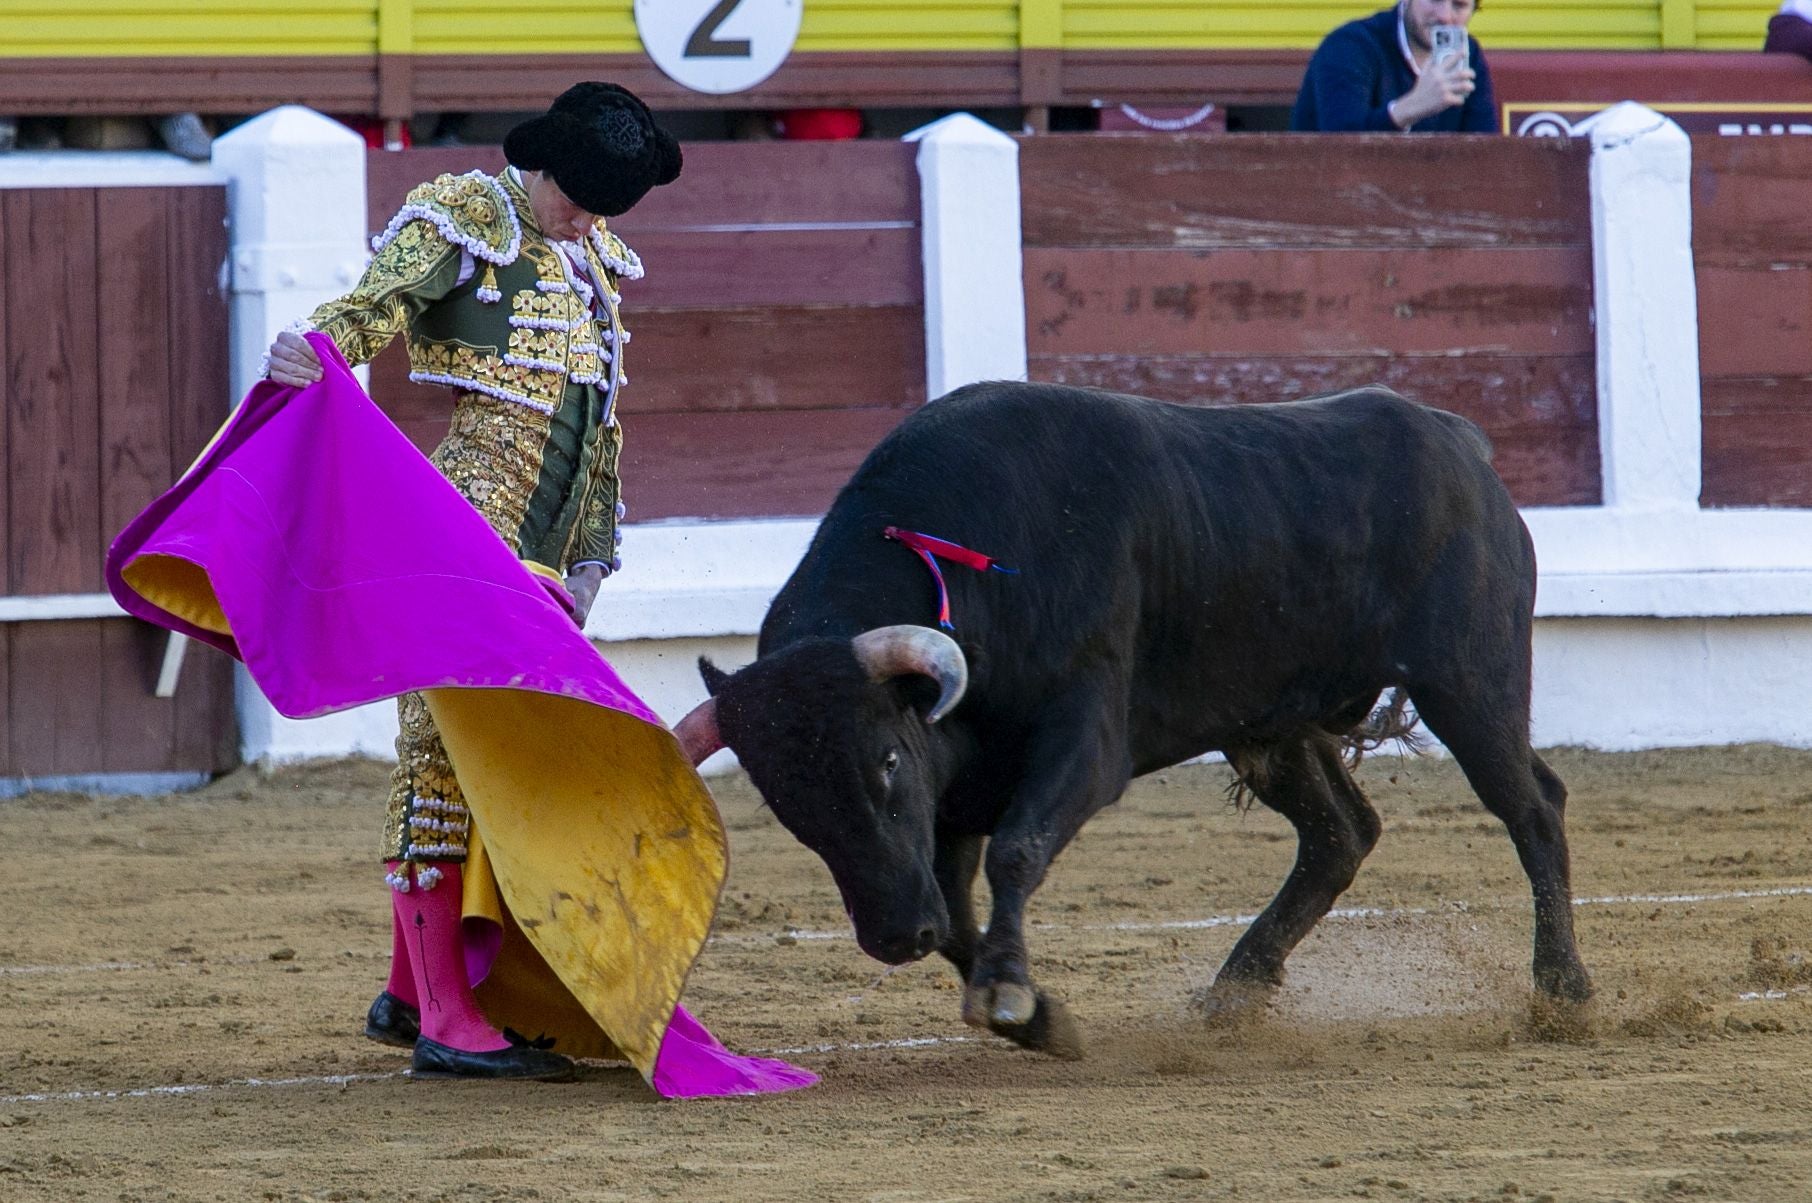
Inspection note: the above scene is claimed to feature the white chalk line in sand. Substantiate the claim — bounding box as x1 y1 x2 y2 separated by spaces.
6 886 1809 977
724 884 1812 946
3 886 1808 1108
0 1037 980 1106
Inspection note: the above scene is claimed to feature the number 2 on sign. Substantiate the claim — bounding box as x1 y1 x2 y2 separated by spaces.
687 0 751 58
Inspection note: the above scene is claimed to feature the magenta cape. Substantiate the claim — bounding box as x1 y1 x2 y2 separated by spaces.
106 335 814 1098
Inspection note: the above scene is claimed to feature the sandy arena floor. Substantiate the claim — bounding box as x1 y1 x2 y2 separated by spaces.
2 744 1810 1202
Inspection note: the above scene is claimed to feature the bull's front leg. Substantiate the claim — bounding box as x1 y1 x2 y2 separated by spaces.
933 828 984 982
965 698 1130 1059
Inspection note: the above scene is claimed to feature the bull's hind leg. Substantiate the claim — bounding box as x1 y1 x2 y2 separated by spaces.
1197 733 1382 1016
1408 685 1592 1003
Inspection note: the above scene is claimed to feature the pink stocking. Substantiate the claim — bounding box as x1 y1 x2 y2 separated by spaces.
390 861 508 1052
383 906 418 1007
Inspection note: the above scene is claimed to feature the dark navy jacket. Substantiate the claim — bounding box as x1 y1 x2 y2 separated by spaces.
1290 7 1497 133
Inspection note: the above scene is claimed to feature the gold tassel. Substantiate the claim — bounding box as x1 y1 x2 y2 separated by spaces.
476 264 501 304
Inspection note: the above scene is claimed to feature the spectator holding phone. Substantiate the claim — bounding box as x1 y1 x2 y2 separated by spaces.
1765 0 1812 62
1291 0 1497 133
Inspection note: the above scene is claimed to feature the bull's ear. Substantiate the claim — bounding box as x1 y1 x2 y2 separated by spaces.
698 656 731 697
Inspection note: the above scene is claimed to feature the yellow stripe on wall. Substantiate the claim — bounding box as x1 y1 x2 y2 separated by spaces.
0 0 1784 58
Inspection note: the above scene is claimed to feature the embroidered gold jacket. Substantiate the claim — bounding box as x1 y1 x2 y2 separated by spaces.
306 169 641 575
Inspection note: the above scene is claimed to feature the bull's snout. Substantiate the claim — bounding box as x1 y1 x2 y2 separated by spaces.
867 922 943 965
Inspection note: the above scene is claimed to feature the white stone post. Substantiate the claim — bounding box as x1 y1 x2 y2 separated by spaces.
905 114 1029 400
1585 101 1702 511
211 107 395 765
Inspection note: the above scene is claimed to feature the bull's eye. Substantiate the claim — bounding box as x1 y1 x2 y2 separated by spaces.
881 749 900 787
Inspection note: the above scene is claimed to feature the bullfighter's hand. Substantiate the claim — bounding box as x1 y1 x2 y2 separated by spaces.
564 563 606 629
1390 54 1476 128
266 329 324 387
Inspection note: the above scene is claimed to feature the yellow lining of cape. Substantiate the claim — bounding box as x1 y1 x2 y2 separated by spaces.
427 687 726 1078
120 555 232 635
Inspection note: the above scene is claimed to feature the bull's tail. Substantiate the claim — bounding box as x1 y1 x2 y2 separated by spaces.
1341 687 1425 768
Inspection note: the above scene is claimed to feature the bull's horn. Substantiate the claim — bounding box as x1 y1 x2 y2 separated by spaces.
672 697 724 766
851 625 969 723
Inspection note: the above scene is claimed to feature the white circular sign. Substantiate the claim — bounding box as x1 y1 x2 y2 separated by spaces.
635 0 803 96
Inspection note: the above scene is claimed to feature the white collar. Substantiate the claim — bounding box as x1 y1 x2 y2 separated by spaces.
1396 3 1425 77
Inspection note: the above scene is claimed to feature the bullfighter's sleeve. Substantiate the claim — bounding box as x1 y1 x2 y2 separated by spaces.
304 221 464 368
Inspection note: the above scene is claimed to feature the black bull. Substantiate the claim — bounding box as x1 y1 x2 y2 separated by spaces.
676 382 1592 1057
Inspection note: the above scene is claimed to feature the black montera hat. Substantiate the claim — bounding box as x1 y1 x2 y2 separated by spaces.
503 82 683 217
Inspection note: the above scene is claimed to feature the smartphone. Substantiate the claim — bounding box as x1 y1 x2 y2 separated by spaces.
1430 24 1469 68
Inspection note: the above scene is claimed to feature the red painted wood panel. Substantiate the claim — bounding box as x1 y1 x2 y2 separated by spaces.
5 189 103 595
0 194 9 773
1030 352 1599 507
1692 138 1812 261
10 621 106 776
368 141 918 236
1026 246 1594 358
368 303 925 453
619 306 925 414
96 189 179 771
1694 140 1812 508
164 185 239 773
1702 377 1812 508
1697 263 1812 380
627 227 920 309
1020 134 1591 250
619 408 910 521
0 626 9 777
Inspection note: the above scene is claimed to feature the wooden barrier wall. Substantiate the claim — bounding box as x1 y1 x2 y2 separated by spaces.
1694 137 1812 508
0 185 237 779
1019 134 1600 507
365 142 924 520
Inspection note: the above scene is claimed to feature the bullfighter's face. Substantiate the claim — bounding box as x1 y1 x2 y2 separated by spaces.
705 641 951 965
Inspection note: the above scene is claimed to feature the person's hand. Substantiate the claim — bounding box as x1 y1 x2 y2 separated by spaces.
1390 54 1476 128
266 329 323 387
563 563 606 629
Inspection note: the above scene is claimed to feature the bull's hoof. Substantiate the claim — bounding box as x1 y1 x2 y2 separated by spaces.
1536 961 1595 1005
1188 979 1277 1027
962 983 1085 1059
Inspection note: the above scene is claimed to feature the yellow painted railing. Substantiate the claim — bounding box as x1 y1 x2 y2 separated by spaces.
0 0 1783 58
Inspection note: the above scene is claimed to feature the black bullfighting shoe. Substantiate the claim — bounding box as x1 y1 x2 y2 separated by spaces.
410 1036 577 1082
362 991 421 1048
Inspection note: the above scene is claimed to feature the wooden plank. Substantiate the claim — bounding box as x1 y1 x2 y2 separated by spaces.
1693 138 1812 261
0 196 7 777
1030 352 1601 508
0 193 9 606
368 141 919 237
1057 49 1309 106
9 621 107 776
99 618 175 773
0 55 380 116
166 185 232 469
6 188 103 595
620 306 926 414
408 51 1024 117
0 626 10 776
619 408 912 521
607 227 923 310
1019 134 1592 250
164 185 237 774
1025 246 1595 358
97 189 175 557
1702 377 1812 508
1696 264 1812 379
96 188 178 773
